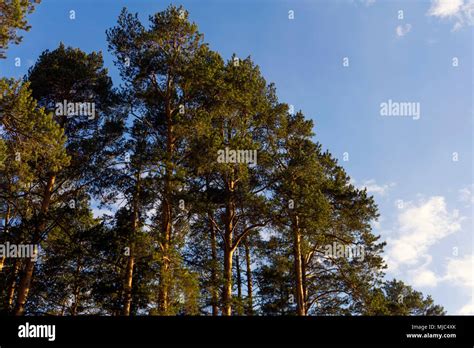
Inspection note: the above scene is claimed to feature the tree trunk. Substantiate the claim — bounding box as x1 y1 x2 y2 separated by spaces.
0 203 11 272
302 257 308 313
209 212 219 316
71 258 82 316
13 258 35 316
122 251 135 315
5 258 20 311
158 94 174 314
222 178 235 316
71 296 78 316
158 194 172 314
14 174 55 316
292 215 306 316
235 249 243 315
222 243 233 316
245 239 253 316
122 172 140 316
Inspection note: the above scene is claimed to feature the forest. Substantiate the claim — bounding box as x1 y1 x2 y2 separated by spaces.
0 1 445 316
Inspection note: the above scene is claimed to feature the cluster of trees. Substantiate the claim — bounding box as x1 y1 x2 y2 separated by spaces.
0 4 445 316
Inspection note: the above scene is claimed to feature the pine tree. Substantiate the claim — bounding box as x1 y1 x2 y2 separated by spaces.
188 55 285 315
107 5 219 314
0 0 39 59
0 78 69 314
8 43 117 315
362 279 445 315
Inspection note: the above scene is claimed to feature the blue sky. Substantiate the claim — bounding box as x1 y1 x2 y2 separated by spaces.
0 0 472 314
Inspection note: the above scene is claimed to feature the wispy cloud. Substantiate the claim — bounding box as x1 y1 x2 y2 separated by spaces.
427 0 474 31
406 254 473 315
458 297 474 315
409 265 439 287
383 196 473 313
356 179 396 196
385 196 463 270
440 255 473 315
349 0 376 6
443 254 474 289
428 0 464 17
459 184 474 205
396 23 412 37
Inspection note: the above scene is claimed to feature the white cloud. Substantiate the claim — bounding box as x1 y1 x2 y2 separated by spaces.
383 195 472 313
356 179 396 196
459 184 474 205
446 255 474 314
458 298 474 315
396 23 412 37
350 0 376 6
428 0 463 17
443 254 474 289
398 254 474 314
407 254 474 290
92 207 112 218
90 197 126 218
409 266 439 287
372 216 384 229
385 196 463 270
427 0 474 31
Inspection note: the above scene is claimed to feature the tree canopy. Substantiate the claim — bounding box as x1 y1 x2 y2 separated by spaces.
0 4 445 317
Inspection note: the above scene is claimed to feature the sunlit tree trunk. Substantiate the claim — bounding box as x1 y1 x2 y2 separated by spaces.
209 212 219 316
122 171 141 316
235 248 243 315
292 215 306 316
14 174 55 316
222 177 235 316
245 239 253 316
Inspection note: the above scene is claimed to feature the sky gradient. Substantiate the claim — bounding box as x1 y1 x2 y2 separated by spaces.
0 0 472 314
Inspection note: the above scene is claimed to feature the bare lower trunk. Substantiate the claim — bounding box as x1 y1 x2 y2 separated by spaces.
222 244 233 316
0 204 11 272
71 259 82 316
14 174 55 316
122 253 135 315
235 250 243 315
13 258 35 316
222 178 235 316
302 258 308 313
5 258 20 311
158 200 171 314
122 173 140 316
71 297 78 316
158 163 172 314
158 93 174 314
245 239 253 316
209 212 219 316
293 216 306 316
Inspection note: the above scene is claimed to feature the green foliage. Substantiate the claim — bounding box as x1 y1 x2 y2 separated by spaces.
0 5 445 317
362 279 446 316
0 78 70 177
0 0 38 58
